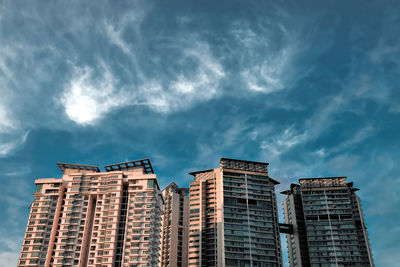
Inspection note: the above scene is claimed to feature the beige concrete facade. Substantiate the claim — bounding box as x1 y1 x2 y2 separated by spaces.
188 158 283 267
160 182 189 267
18 159 163 267
188 169 219 267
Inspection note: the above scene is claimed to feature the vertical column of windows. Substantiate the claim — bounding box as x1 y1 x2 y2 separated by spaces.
188 182 201 266
53 191 86 266
19 188 59 266
302 187 364 265
115 184 128 267
149 190 163 266
87 191 119 266
161 192 172 266
223 172 280 267
202 179 216 267
123 185 162 267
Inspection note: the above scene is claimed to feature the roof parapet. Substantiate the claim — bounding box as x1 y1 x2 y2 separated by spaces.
104 158 154 174
220 158 269 173
299 176 347 187
189 169 215 176
56 162 100 174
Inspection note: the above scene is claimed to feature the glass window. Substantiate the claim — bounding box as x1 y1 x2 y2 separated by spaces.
147 179 155 188
35 184 43 193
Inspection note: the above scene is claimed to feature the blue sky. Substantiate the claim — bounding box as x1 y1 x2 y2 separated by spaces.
0 0 399 266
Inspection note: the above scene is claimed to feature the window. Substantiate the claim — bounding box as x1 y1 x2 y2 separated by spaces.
147 180 155 189
35 184 43 193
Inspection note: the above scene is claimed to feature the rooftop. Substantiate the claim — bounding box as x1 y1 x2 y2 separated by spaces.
104 158 154 174
56 162 100 174
299 176 347 185
220 157 269 173
56 158 155 174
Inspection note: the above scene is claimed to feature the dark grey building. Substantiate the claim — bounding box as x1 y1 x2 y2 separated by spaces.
281 177 374 267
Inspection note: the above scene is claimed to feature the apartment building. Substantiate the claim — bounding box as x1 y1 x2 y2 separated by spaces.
281 177 374 267
160 182 189 267
18 159 163 267
188 158 283 267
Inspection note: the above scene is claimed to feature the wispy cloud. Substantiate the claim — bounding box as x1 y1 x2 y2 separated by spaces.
0 131 29 158
0 250 19 267
0 167 33 267
331 125 375 154
103 8 148 81
261 126 308 156
233 22 297 94
60 35 226 124
154 40 225 113
0 104 16 133
369 39 400 65
231 14 316 95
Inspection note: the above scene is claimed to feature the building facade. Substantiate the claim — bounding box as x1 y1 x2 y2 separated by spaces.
160 182 189 267
18 159 163 267
282 177 374 267
188 158 283 267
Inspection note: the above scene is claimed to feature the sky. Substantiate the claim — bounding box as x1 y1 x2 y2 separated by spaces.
0 0 399 266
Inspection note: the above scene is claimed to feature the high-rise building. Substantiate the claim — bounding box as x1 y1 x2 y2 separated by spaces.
188 158 283 267
281 177 374 267
18 159 163 267
160 182 189 267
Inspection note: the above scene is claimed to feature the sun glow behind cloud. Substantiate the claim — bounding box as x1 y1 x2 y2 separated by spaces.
60 64 129 125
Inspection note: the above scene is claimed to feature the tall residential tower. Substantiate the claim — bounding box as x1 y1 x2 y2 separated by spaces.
160 182 189 267
188 158 283 267
18 159 163 267
281 177 374 267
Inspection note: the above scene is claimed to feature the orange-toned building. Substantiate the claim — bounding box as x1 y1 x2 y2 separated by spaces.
188 158 283 267
18 159 163 267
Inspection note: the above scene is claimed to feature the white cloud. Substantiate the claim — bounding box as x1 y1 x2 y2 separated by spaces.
160 41 225 112
230 25 259 50
60 64 129 125
0 104 16 133
0 46 29 157
101 5 227 118
0 250 19 267
241 48 291 93
105 22 132 56
104 19 145 81
137 39 225 113
0 44 18 134
0 45 17 81
331 125 374 153
261 126 308 156
0 172 33 266
231 20 302 94
369 39 400 64
61 37 225 124
0 131 29 158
